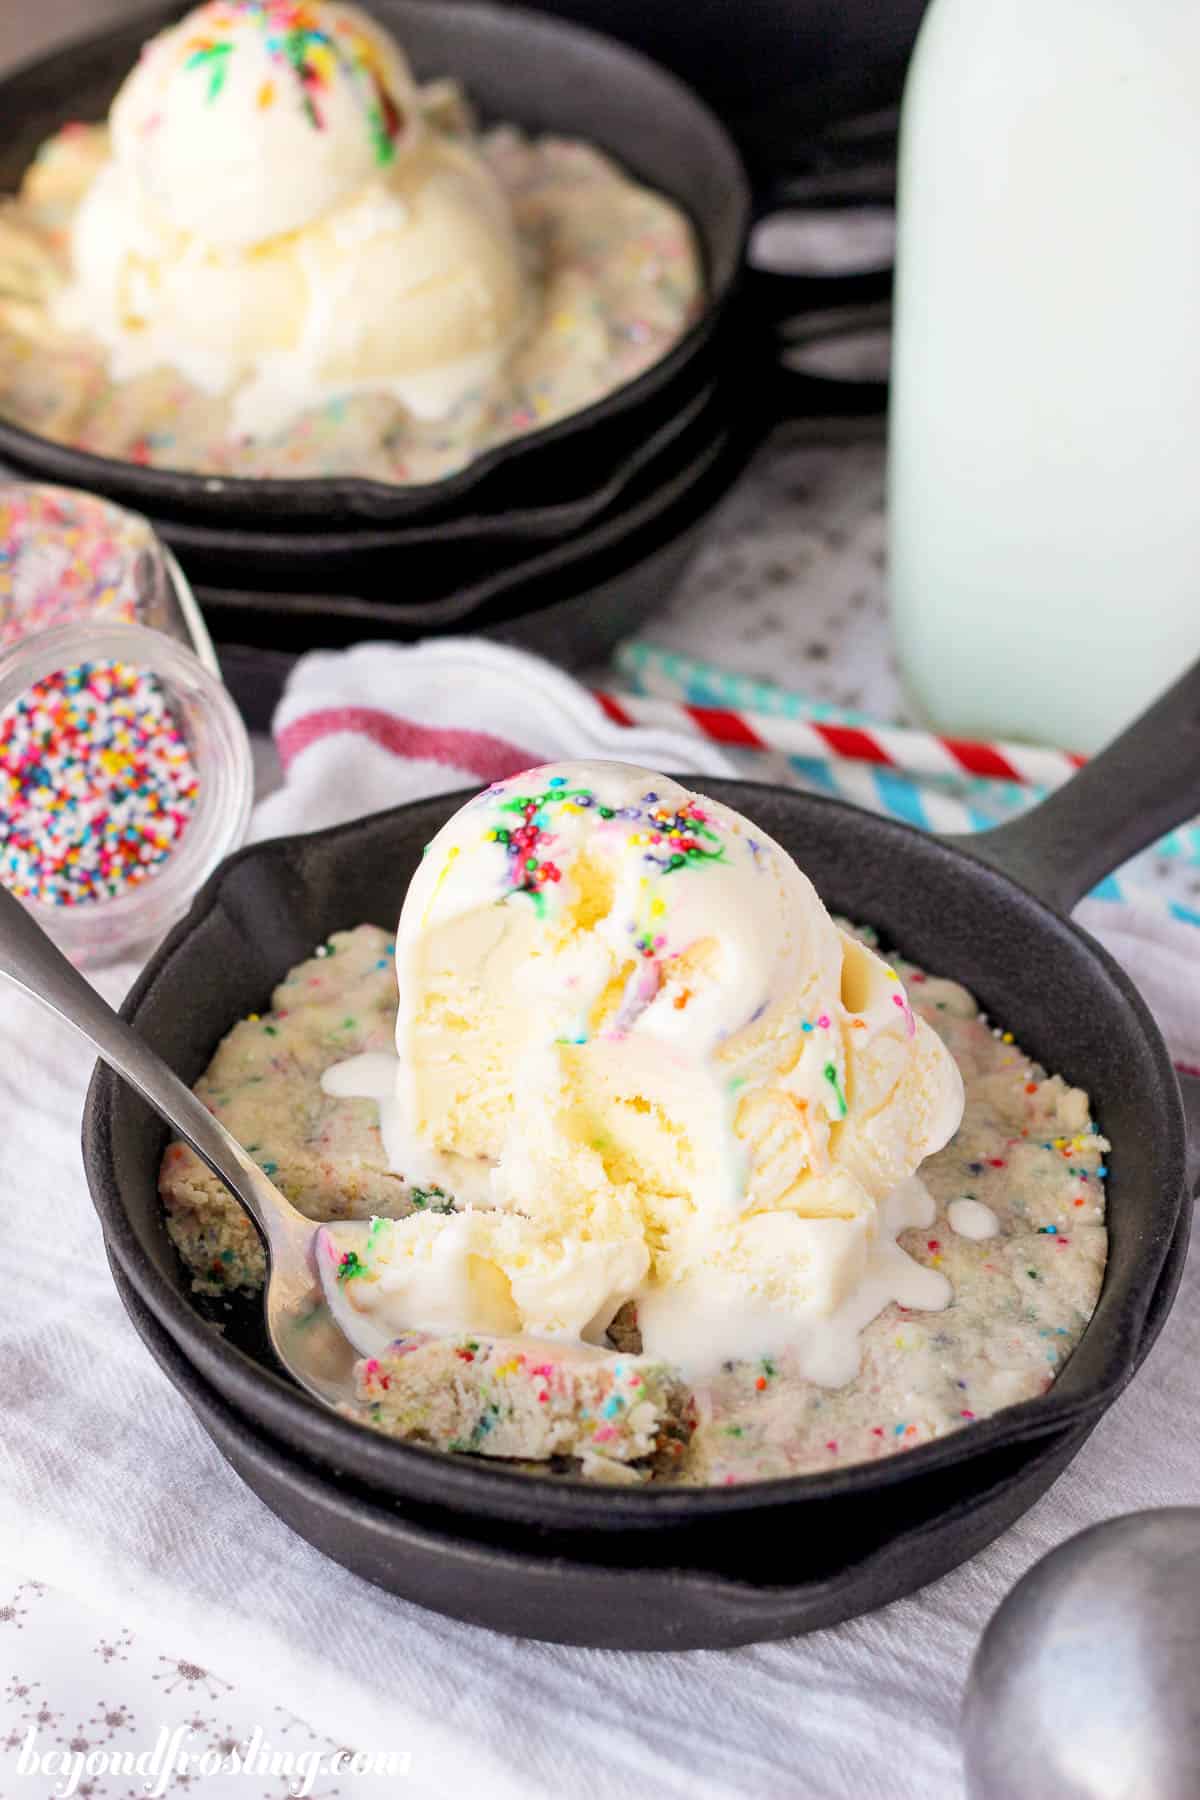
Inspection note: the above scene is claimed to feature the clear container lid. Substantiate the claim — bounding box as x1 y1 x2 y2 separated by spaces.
0 485 252 966
0 481 217 668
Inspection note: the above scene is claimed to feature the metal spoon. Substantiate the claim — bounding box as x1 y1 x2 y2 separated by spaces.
962 1507 1200 1799
0 883 379 1408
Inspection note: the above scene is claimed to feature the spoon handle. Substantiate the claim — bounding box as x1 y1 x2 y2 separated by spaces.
0 885 290 1250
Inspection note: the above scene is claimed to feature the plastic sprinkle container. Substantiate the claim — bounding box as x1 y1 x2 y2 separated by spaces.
0 484 252 965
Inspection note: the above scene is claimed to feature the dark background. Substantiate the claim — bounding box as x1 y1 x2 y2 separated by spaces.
524 0 926 172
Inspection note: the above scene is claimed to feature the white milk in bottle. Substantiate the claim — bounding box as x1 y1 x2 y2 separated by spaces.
888 0 1200 753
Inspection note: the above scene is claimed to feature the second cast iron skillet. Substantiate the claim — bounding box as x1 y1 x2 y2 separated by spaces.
0 0 887 532
84 661 1200 1541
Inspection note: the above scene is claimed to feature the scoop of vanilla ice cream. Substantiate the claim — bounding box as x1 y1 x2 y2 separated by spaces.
56 0 527 436
109 0 420 250
327 762 964 1380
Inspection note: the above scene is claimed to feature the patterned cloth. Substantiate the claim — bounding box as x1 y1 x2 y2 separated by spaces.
0 1578 404 1799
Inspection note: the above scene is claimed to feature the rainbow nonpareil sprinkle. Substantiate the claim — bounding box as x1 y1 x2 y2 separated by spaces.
0 661 198 905
0 488 153 647
482 774 728 916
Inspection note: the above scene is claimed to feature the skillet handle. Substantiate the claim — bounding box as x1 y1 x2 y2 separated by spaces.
742 182 892 422
946 659 1200 1194
746 263 893 322
768 350 889 423
942 656 1200 915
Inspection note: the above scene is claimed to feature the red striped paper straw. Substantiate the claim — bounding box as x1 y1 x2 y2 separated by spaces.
594 690 1086 790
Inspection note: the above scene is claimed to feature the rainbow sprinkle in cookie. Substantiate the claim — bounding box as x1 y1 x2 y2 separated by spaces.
355 1330 694 1473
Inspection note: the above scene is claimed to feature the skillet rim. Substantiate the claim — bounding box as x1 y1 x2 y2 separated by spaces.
98 1205 1189 1644
105 1246 1104 1643
83 780 1189 1527
0 0 748 520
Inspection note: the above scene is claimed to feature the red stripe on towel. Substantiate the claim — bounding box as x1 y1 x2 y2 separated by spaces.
276 707 538 784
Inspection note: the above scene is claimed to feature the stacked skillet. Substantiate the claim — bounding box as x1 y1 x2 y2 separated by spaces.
0 0 890 680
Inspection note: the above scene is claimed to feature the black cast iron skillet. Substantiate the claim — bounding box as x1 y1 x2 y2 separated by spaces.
182 398 746 635
0 0 887 533
208 409 755 712
196 416 749 668
199 405 761 714
130 374 733 595
84 662 1200 1551
104 1240 1188 1648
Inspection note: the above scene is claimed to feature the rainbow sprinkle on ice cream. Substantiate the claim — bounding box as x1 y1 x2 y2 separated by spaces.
180 0 405 158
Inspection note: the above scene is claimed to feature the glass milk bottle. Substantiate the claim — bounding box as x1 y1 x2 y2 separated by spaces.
888 0 1200 754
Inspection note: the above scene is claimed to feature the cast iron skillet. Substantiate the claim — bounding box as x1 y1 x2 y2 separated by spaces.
131 376 734 595
196 410 760 700
169 400 743 624
0 0 887 532
84 662 1200 1545
194 420 747 660
207 412 752 698
105 1245 1188 1648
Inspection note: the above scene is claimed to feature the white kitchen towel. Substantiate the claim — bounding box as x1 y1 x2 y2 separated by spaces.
252 638 735 842
2 636 1199 1800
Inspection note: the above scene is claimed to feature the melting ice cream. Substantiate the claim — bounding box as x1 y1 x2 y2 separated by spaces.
319 761 964 1381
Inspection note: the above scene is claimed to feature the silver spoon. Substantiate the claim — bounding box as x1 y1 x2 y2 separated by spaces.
0 883 380 1409
962 1507 1200 1798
